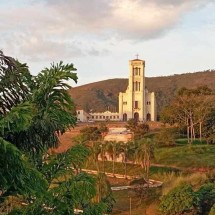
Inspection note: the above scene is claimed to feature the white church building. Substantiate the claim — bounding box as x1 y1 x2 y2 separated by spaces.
118 58 156 121
77 58 157 122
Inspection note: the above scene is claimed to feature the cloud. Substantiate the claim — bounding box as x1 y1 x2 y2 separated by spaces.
40 0 212 39
0 0 213 62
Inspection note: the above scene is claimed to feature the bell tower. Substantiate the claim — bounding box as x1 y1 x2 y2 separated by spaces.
127 57 145 121
119 56 157 122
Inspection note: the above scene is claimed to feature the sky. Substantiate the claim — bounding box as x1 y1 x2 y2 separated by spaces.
1 0 215 86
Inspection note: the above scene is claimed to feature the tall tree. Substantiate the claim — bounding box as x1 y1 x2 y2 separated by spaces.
160 86 215 144
135 138 154 180
0 51 113 214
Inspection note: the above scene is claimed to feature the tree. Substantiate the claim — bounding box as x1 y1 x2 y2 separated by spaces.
203 109 215 144
125 119 138 131
0 50 32 116
209 204 215 215
159 184 200 215
197 183 215 215
118 141 135 179
160 86 215 144
90 141 102 172
105 141 120 176
126 119 149 140
154 127 176 147
0 138 47 205
135 138 154 180
94 173 115 213
0 52 48 211
0 51 113 214
80 126 102 142
1 59 78 160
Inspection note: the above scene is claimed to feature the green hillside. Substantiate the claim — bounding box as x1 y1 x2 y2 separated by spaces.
68 70 215 116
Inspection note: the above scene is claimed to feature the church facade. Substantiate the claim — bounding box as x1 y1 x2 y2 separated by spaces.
118 58 156 121
77 58 157 122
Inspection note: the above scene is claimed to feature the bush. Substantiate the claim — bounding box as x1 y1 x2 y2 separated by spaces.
155 128 176 147
197 183 215 215
159 184 200 215
209 203 215 215
125 119 149 140
80 126 102 141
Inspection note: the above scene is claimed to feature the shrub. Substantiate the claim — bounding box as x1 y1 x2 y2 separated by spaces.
159 184 200 215
197 183 215 215
209 203 215 215
155 128 176 147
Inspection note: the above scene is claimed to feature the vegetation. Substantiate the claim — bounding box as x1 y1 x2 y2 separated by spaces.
160 86 215 144
125 118 149 140
159 184 200 215
0 51 113 214
154 144 215 168
1 50 215 214
154 127 177 146
160 183 215 215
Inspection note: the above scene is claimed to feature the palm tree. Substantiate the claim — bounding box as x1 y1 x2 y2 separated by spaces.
90 141 102 172
135 138 154 181
121 141 138 178
106 141 120 176
100 141 107 173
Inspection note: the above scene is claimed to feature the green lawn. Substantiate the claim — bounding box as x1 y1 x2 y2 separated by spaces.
175 138 207 145
85 144 215 178
85 160 179 180
154 144 215 168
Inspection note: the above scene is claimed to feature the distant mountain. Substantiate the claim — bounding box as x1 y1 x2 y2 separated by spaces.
68 70 215 116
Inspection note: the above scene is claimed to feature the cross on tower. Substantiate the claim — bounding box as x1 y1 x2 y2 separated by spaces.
135 54 139 59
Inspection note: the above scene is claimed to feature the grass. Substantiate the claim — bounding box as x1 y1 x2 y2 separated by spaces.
84 142 215 214
175 138 207 145
86 144 215 178
154 144 215 168
85 160 180 180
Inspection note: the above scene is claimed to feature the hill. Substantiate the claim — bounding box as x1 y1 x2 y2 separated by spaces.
68 70 215 116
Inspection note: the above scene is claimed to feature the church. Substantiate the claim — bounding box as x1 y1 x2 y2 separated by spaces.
118 57 157 121
76 57 157 122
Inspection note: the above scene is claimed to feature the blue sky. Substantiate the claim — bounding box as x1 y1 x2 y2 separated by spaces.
1 0 214 86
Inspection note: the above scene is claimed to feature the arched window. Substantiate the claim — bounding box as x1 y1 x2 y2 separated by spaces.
146 113 151 121
123 113 127 121
133 67 139 76
136 68 138 75
134 112 139 122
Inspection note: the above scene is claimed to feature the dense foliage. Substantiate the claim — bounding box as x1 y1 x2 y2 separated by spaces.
160 183 215 215
159 184 200 215
0 51 114 214
125 119 149 140
160 86 215 144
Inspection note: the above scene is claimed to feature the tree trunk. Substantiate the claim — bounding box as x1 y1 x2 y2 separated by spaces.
112 153 115 176
187 118 190 144
200 122 202 143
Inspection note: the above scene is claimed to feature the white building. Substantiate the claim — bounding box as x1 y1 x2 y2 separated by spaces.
90 110 119 121
76 109 91 122
77 58 156 122
118 58 156 121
